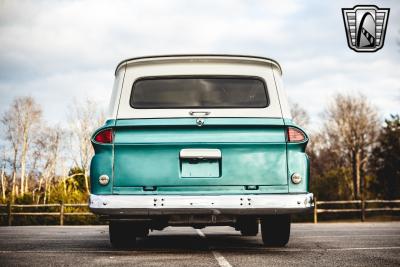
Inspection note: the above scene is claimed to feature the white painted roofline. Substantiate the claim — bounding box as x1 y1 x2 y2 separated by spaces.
115 54 282 76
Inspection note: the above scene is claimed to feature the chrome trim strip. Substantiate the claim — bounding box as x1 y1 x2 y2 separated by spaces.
180 149 222 159
90 193 313 215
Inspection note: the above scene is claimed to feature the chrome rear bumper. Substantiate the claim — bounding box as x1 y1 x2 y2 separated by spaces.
89 193 314 216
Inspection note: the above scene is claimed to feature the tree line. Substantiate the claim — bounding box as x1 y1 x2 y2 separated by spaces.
291 94 400 201
0 93 399 206
0 97 103 205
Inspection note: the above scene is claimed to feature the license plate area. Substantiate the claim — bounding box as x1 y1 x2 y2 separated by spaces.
180 149 221 178
181 158 220 178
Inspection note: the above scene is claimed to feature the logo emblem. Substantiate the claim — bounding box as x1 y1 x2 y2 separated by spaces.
342 5 390 52
196 118 204 127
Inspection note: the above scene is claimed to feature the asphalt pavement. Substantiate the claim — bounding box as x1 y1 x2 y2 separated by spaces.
0 222 399 266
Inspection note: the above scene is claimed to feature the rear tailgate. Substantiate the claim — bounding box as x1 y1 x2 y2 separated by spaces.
113 118 288 189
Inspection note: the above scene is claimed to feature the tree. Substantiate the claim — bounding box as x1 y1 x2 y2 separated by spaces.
32 126 62 204
308 132 354 200
67 167 87 192
290 102 310 128
370 115 400 199
68 99 104 194
1 96 42 199
0 147 6 201
16 97 42 195
1 105 21 201
321 93 379 200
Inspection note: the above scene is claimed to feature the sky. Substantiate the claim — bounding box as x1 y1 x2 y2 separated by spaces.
0 0 399 131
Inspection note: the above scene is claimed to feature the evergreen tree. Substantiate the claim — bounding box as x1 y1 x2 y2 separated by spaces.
370 115 400 199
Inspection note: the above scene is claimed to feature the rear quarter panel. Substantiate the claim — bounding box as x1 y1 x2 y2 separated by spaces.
90 120 115 195
284 119 310 193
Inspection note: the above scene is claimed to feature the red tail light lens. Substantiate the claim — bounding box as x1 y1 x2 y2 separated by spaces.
94 129 113 144
287 127 306 142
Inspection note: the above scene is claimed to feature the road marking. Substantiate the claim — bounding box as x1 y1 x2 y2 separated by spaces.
196 229 206 238
212 251 233 267
196 229 232 267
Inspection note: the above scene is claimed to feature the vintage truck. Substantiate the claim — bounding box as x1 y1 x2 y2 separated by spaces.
89 54 313 247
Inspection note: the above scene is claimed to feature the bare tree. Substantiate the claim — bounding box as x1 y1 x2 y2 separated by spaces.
18 98 42 194
1 97 42 198
68 99 104 194
17 97 41 195
321 93 380 200
34 126 62 204
0 147 6 201
1 101 21 201
44 131 61 204
290 102 310 128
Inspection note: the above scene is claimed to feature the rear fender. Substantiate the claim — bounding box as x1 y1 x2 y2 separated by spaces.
284 119 309 193
90 120 115 194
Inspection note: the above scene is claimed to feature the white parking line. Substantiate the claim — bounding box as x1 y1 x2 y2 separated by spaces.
196 229 206 238
212 251 233 267
196 229 232 267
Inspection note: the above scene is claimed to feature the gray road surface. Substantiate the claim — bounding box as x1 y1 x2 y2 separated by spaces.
0 222 399 266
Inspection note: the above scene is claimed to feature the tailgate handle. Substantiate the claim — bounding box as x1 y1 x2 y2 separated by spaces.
180 149 221 159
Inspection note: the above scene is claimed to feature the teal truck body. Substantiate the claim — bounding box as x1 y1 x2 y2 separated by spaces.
89 55 313 247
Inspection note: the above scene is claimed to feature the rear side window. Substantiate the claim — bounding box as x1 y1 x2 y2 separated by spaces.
130 76 269 108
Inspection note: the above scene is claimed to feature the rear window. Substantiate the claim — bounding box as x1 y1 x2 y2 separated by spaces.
130 76 268 108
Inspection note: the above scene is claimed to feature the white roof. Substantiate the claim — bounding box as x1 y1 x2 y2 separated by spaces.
115 54 282 76
108 54 290 120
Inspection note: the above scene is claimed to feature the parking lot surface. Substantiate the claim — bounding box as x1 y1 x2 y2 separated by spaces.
0 222 399 266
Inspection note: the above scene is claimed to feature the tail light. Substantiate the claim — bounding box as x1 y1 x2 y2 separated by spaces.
287 127 306 142
94 128 113 144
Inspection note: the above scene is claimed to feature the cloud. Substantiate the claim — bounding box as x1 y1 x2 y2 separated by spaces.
0 0 399 127
285 55 400 130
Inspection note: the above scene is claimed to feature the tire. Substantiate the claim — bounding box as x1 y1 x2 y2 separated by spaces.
239 219 259 236
260 215 290 247
109 221 149 248
133 224 150 238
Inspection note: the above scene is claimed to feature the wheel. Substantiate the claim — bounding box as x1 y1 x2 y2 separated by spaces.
109 221 149 248
238 219 259 236
133 223 150 237
260 215 290 247
109 221 135 248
